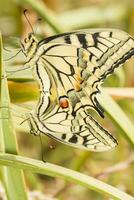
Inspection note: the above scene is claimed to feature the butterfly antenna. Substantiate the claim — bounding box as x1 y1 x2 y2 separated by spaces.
23 9 34 33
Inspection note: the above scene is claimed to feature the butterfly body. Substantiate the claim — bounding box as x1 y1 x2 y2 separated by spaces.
22 29 134 151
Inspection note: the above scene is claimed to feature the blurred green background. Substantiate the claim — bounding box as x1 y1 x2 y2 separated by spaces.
0 0 134 199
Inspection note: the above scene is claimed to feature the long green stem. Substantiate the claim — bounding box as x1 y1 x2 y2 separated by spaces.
99 89 134 147
0 33 28 200
0 153 133 200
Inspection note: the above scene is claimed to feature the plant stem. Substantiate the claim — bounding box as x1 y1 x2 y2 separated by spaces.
0 153 134 200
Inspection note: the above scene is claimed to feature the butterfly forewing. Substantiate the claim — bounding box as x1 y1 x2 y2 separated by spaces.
38 29 134 117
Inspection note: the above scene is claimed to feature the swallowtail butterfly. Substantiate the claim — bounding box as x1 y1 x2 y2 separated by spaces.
21 29 134 151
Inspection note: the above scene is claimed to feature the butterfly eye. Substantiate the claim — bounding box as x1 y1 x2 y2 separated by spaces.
59 96 69 109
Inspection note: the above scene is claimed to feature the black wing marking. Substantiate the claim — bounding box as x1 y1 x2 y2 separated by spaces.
37 29 134 117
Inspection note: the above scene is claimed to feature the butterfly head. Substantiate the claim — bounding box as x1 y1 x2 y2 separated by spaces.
21 32 38 58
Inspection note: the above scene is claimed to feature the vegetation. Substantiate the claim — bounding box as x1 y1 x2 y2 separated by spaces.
0 0 134 199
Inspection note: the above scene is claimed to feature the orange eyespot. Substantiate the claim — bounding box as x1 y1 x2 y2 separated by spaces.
59 97 69 109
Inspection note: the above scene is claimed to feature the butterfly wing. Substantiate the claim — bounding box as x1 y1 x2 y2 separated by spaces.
38 29 134 117
29 55 117 152
28 104 117 152
29 29 134 151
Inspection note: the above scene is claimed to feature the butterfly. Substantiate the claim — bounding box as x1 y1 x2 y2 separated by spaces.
21 29 134 152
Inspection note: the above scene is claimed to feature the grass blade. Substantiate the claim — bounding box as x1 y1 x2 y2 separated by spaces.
99 89 134 146
0 32 28 200
59 4 128 29
0 153 134 200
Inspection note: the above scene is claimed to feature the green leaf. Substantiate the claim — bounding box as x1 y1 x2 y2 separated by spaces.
99 89 134 146
59 4 128 30
0 32 28 200
0 153 134 200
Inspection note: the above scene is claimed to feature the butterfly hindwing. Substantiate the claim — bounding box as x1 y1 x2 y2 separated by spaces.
28 105 117 152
